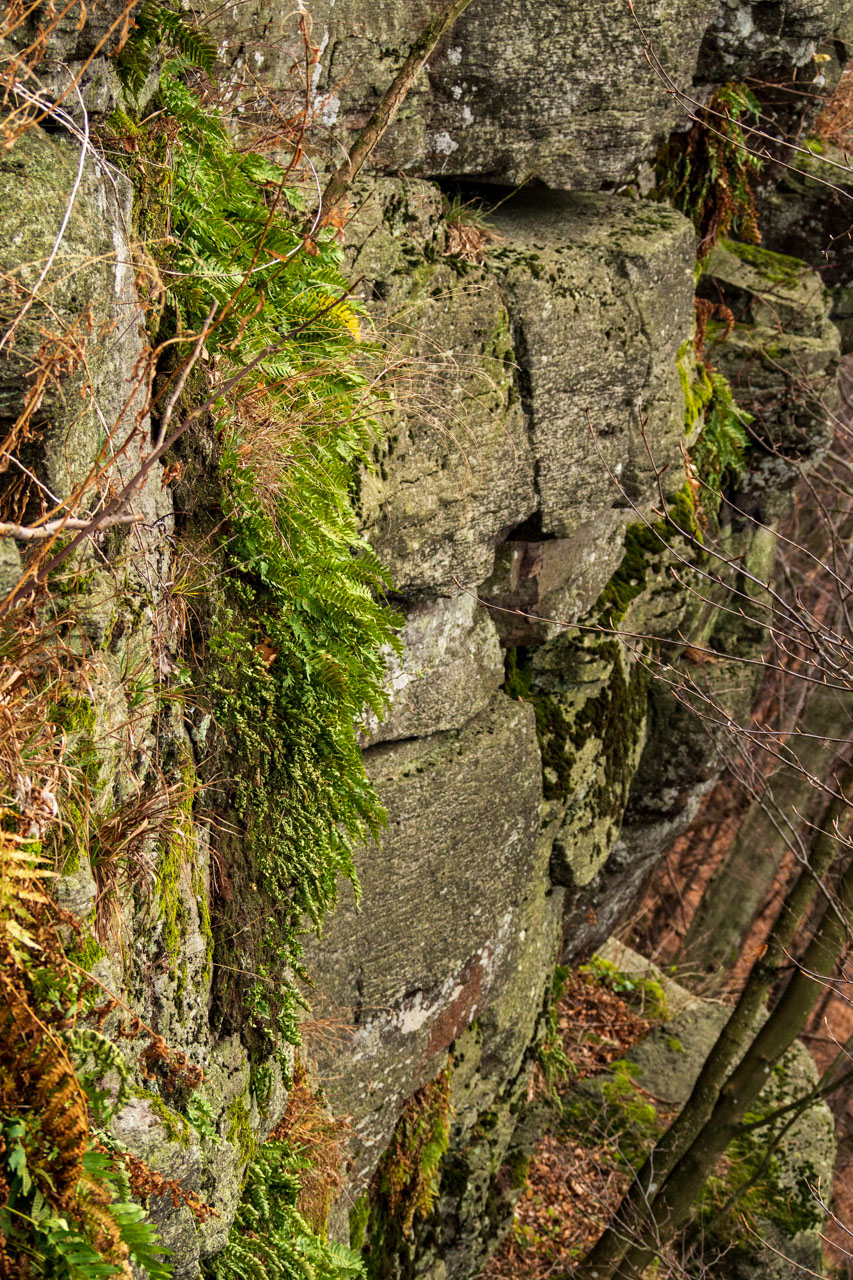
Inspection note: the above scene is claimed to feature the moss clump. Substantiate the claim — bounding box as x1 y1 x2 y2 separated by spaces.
135 1087 191 1148
349 1193 370 1253
572 647 649 827
67 932 107 971
678 337 714 437
721 238 805 285
226 1096 258 1166
508 642 647 827
580 955 668 1021
506 650 578 800
156 760 197 973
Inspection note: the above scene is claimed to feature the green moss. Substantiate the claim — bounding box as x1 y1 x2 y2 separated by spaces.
360 1067 452 1278
67 932 107 971
226 1096 258 1165
349 1193 371 1253
678 338 714 437
135 1087 191 1148
193 866 214 989
507 635 648 825
155 760 199 990
580 955 669 1021
562 1058 661 1173
721 238 805 285
594 521 669 629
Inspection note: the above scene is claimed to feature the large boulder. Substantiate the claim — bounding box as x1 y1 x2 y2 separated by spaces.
213 0 718 189
354 182 697 600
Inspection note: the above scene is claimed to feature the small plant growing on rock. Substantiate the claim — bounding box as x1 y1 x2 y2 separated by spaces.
442 196 501 264
656 83 762 257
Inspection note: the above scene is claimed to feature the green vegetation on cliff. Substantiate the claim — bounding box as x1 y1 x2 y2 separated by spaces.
110 31 401 1051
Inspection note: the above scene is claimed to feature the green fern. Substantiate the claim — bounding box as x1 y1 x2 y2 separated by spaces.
656 83 762 257
693 368 751 508
116 1 217 99
142 54 400 1051
204 1142 365 1280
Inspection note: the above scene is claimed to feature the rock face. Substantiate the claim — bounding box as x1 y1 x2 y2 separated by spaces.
304 692 544 1181
5 0 850 1278
0 89 287 1280
698 0 851 78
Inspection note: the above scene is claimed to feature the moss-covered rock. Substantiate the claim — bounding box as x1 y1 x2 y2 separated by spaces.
350 178 535 593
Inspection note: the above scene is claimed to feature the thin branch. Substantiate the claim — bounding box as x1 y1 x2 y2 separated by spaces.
321 0 476 218
0 514 142 541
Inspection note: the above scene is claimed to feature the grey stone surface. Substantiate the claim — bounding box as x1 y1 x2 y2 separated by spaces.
9 1 848 1274
294 0 719 189
355 183 697 602
698 0 853 78
303 692 544 1185
490 192 696 545
480 525 633 648
351 179 535 593
414 883 565 1280
361 592 504 745
0 124 172 551
759 141 853 353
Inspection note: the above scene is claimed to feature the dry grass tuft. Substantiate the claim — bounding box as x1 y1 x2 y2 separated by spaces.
268 1062 353 1229
815 66 853 149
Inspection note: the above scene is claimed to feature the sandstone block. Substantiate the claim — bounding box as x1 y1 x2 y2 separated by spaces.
303 693 543 1183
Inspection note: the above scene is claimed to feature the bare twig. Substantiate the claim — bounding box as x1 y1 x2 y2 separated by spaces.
321 0 476 219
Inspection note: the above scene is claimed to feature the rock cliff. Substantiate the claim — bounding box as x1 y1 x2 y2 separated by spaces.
0 0 850 1278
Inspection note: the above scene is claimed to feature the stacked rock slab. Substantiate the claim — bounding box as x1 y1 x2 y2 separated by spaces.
291 4 849 1275
8 0 849 1276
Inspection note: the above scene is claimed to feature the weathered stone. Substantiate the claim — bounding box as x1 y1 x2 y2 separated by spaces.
290 0 719 189
0 123 171 546
0 537 21 598
361 592 504 745
702 241 840 476
112 1093 204 1280
522 635 650 892
351 179 535 592
479 524 632 647
356 184 697 600
412 881 564 1280
303 692 543 1185
759 141 853 353
698 0 853 79
489 192 696 545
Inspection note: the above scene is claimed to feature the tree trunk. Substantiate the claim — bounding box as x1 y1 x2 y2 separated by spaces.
614 844 853 1277
571 766 853 1280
